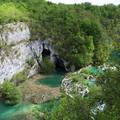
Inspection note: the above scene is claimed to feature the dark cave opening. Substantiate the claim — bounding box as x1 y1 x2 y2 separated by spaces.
53 55 66 72
42 43 51 57
41 43 66 72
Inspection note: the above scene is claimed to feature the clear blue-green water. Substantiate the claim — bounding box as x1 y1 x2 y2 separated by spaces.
37 99 60 112
36 71 64 87
0 101 34 120
0 72 63 120
88 67 103 75
88 78 96 86
0 100 60 120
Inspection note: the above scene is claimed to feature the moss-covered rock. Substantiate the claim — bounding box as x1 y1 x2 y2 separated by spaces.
61 66 102 97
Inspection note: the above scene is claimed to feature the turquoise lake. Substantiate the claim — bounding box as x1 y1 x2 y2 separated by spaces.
0 100 60 120
36 71 64 87
0 72 63 120
0 102 33 120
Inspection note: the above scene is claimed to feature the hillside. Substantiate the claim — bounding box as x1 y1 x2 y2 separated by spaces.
0 0 120 120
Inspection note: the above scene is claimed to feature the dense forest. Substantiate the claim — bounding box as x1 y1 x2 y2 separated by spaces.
0 0 120 67
0 0 120 120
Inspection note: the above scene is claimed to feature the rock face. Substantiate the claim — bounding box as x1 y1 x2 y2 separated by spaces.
0 22 47 83
61 66 99 97
0 22 65 83
61 77 89 97
0 22 31 83
0 22 70 83
0 22 30 45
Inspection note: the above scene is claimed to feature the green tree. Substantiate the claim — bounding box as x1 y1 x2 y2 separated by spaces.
100 68 120 108
0 81 22 105
50 97 92 120
96 68 120 119
41 57 55 74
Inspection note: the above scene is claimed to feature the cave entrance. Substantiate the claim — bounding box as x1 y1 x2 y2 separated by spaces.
54 55 66 72
41 43 66 72
42 43 51 57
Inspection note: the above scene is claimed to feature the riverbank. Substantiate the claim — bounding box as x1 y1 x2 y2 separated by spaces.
0 73 63 120
19 74 61 104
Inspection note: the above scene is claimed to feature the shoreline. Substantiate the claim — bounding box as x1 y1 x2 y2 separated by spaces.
19 74 61 104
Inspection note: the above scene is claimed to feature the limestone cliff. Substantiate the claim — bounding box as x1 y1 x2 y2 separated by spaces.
0 22 35 83
0 22 72 83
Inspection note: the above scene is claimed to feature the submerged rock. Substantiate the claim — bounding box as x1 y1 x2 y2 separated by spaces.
20 75 60 104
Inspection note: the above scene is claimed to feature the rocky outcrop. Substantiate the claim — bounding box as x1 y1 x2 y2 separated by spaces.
61 66 106 114
0 22 30 45
61 65 116 98
61 76 90 98
0 22 71 83
0 22 31 83
61 66 101 97
0 22 49 83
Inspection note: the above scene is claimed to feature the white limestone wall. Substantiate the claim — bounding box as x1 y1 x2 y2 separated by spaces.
0 22 30 45
0 22 60 83
0 22 32 83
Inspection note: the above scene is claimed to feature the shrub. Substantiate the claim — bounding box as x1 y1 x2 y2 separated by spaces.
26 59 35 67
41 57 55 74
12 70 28 85
70 74 86 83
0 81 22 105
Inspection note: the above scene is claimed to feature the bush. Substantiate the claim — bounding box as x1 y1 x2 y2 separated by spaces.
0 81 22 105
26 59 35 67
12 70 28 85
50 97 91 120
70 74 86 83
41 58 55 74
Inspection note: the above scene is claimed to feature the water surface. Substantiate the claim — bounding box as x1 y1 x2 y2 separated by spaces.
0 99 60 120
0 72 63 119
0 102 33 120
36 71 64 87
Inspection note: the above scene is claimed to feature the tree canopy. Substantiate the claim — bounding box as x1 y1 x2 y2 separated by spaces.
0 0 119 67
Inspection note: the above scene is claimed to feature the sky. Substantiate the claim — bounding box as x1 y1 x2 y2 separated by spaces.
47 0 120 5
